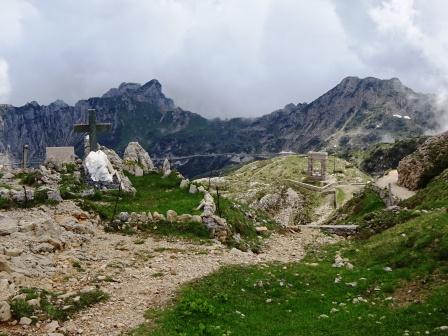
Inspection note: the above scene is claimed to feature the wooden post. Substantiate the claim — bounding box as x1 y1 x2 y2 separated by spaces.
22 144 29 169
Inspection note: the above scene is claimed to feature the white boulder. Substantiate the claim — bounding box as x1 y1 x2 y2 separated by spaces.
84 150 116 183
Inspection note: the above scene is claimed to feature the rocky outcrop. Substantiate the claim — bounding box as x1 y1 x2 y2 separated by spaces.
398 132 448 190
101 147 136 194
0 201 97 281
123 142 155 176
162 158 171 177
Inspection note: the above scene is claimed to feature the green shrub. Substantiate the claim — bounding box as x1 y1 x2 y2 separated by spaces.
10 299 35 319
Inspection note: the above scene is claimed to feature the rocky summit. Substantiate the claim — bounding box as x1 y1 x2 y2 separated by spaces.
0 76 440 177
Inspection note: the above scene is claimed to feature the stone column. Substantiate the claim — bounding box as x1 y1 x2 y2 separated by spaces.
321 158 327 180
307 157 313 177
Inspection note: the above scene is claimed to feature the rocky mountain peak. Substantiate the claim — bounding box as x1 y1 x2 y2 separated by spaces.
101 79 174 109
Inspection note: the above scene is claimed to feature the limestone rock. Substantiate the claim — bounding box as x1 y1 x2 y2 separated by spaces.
177 214 193 222
84 150 116 183
255 226 269 233
100 147 136 194
179 179 190 189
191 215 202 223
118 212 129 222
162 158 171 177
166 210 177 223
0 255 12 273
19 316 32 325
398 131 448 190
189 184 198 194
47 190 63 202
0 301 11 322
123 142 155 175
153 212 166 222
0 216 19 235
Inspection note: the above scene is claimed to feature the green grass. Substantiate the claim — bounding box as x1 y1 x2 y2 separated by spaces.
335 188 346 206
130 211 448 336
139 220 210 241
9 288 108 322
328 187 385 225
401 168 448 210
89 172 203 221
15 171 42 187
217 197 278 252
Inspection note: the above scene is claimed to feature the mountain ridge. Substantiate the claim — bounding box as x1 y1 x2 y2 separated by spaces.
0 76 440 176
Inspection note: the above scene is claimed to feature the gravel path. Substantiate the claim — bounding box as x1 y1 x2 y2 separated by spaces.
6 227 337 336
375 170 416 200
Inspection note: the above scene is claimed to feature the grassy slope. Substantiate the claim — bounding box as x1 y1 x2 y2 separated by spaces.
130 211 448 336
129 165 448 336
200 155 369 225
87 172 204 220
401 168 448 210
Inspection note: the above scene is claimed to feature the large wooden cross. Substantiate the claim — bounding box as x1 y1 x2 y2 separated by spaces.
73 109 112 152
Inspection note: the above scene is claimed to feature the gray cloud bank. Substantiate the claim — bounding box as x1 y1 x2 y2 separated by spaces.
0 0 448 118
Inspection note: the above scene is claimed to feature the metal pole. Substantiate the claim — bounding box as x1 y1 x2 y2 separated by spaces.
111 182 123 225
23 186 28 208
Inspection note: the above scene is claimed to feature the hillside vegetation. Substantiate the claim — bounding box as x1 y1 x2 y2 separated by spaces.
129 159 448 336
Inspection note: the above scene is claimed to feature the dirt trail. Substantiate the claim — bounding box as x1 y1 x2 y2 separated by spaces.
375 170 415 200
7 227 337 336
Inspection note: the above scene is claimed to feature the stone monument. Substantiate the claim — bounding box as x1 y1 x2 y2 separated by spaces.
45 147 75 166
307 151 328 181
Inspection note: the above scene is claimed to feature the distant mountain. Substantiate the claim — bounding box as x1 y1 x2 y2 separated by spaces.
0 76 440 177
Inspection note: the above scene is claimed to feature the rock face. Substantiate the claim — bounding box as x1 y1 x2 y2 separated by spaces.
123 142 155 175
359 137 427 176
398 132 448 190
0 77 439 177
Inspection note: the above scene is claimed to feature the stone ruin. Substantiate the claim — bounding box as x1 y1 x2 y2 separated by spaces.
307 151 328 181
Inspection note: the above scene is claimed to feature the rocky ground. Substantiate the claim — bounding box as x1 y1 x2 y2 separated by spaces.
1 217 338 335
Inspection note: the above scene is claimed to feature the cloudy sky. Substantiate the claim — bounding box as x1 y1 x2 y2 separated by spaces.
0 0 448 118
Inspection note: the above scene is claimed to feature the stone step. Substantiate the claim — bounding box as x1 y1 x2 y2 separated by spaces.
298 224 358 229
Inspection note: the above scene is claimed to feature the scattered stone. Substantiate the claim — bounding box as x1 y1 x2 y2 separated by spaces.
179 179 190 189
47 190 63 202
19 316 32 325
189 184 198 194
4 248 23 257
0 301 11 322
166 210 178 223
255 226 269 234
118 212 130 222
0 216 19 235
46 320 60 332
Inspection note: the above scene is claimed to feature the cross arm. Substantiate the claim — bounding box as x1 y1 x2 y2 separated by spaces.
73 124 90 132
96 123 112 132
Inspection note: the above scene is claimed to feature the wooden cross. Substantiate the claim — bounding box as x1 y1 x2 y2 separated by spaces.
73 109 112 152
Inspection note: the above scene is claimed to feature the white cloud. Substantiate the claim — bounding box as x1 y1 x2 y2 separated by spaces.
1 0 448 119
0 59 11 102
